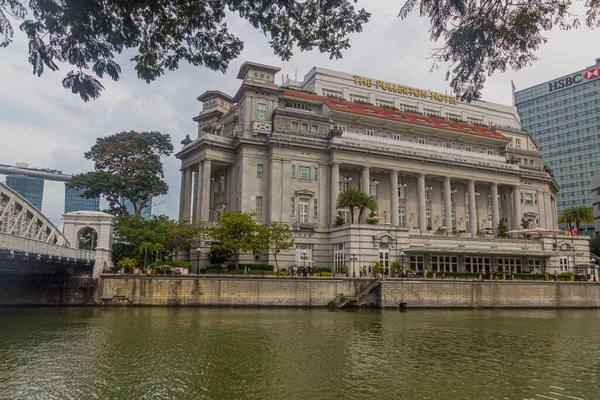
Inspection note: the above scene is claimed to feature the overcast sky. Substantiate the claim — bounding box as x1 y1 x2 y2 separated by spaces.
1 1 598 228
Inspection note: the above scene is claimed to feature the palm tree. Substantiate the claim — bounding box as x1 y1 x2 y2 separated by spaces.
357 193 377 222
559 205 594 234
336 187 362 223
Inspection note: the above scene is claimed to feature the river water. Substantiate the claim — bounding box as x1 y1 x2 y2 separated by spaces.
0 307 599 399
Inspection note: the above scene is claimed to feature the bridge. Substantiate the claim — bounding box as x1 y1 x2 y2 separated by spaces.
0 181 113 278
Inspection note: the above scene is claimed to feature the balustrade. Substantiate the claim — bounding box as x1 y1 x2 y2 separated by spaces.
0 232 95 261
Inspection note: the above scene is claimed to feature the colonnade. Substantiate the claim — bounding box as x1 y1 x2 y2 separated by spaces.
179 160 212 223
330 164 526 234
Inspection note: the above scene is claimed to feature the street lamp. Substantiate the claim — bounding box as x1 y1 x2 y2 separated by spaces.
399 251 406 277
352 251 356 278
194 247 201 275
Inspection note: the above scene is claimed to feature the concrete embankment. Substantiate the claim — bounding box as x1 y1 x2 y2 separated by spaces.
3 275 600 308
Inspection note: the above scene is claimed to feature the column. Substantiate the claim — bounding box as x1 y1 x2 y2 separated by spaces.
491 184 500 235
200 160 212 222
330 163 340 226
390 171 399 225
269 158 282 222
443 177 452 229
178 169 186 222
361 167 370 223
182 167 193 222
417 174 426 230
468 180 477 234
537 190 545 229
194 164 203 222
197 165 205 221
512 185 521 230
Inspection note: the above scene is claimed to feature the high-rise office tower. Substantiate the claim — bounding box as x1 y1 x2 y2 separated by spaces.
64 186 100 213
6 168 44 210
515 57 600 236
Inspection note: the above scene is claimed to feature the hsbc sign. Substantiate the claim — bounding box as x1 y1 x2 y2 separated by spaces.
548 67 600 92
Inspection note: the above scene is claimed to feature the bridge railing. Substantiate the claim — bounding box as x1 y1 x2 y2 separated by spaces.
0 232 95 261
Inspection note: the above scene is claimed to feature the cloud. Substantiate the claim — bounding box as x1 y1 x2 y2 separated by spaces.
1 2 597 227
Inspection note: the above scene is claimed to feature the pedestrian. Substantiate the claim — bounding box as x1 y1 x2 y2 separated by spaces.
293 265 298 276
359 266 363 278
554 271 559 282
423 268 427 279
402 268 406 278
493 269 498 280
368 265 372 276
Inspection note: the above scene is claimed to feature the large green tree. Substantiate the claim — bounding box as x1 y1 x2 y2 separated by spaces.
202 211 268 270
399 0 600 101
1 0 370 101
559 205 594 234
68 131 173 217
267 222 295 275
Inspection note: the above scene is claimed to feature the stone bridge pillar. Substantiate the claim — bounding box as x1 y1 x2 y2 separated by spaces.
63 211 115 277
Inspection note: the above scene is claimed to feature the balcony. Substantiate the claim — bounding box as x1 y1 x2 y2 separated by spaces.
337 132 516 169
251 121 272 136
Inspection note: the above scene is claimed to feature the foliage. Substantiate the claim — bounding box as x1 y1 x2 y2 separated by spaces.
334 212 346 227
203 211 268 270
78 228 98 250
336 187 377 224
399 0 600 101
267 222 295 275
521 218 530 229
68 131 173 217
165 220 201 255
366 211 379 225
1 0 370 100
165 260 191 269
391 260 402 271
117 257 138 272
226 264 274 271
559 205 594 233
336 264 348 274
371 261 384 274
497 218 509 238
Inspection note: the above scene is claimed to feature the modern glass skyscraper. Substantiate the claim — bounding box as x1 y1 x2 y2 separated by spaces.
124 198 153 220
64 186 100 213
6 175 44 210
515 57 600 236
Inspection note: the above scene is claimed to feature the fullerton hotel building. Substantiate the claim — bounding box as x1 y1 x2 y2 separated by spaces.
176 61 590 276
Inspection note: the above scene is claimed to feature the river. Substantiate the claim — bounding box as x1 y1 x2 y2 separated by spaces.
0 307 598 399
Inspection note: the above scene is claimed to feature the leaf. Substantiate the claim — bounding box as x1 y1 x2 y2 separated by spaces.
62 71 104 102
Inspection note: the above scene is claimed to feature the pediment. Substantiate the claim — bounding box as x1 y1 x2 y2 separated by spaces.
294 189 315 197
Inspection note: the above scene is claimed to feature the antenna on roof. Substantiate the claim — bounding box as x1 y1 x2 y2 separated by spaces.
294 69 298 81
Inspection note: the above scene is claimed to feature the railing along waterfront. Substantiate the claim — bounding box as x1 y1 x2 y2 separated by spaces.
0 232 95 261
339 132 511 166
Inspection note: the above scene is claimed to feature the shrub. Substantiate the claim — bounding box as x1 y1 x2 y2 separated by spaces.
227 263 274 271
117 257 138 272
166 260 191 269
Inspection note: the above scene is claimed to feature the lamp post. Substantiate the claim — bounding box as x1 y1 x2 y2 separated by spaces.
352 251 356 278
194 247 201 275
399 251 406 277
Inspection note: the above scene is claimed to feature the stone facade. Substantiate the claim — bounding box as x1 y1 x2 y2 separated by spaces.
176 61 590 276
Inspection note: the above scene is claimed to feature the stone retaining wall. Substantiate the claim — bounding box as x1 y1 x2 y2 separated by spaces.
380 280 600 308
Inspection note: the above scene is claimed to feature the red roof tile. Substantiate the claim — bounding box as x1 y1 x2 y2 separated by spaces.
283 90 511 142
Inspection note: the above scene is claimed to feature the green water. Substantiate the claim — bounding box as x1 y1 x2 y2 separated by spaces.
0 307 599 399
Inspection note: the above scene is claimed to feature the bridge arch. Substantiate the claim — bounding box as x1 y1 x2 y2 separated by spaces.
0 181 67 245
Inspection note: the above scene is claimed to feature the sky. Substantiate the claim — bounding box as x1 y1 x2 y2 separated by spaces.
1 1 598 228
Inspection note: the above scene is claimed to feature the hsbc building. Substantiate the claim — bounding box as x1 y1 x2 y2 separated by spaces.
515 57 600 236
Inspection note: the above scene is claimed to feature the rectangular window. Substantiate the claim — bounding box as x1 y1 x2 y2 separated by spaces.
257 164 263 177
393 134 401 141
339 175 349 192
418 136 426 145
299 198 309 223
409 255 424 271
291 165 296 178
365 127 375 136
334 244 346 274
524 193 534 204
257 103 267 120
301 122 309 131
515 138 521 148
559 256 569 272
299 166 311 179
399 206 405 227
291 197 295 216
464 145 472 152
487 149 494 155
295 244 313 267
255 196 263 219
314 167 319 181
291 121 299 130
398 184 405 199
442 141 451 148
313 199 318 218
311 124 319 133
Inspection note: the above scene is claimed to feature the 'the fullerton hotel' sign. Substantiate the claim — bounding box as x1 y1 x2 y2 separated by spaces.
353 75 458 105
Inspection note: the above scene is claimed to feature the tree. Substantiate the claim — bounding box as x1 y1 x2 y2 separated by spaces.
68 131 173 217
267 222 295 276
497 218 509 238
521 218 530 229
559 205 594 234
1 1 370 101
399 0 600 101
337 187 362 224
164 220 201 257
203 211 268 270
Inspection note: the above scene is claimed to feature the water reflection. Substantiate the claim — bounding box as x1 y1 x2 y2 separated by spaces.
0 308 599 399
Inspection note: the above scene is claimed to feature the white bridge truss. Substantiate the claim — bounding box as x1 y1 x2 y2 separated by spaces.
0 181 68 245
